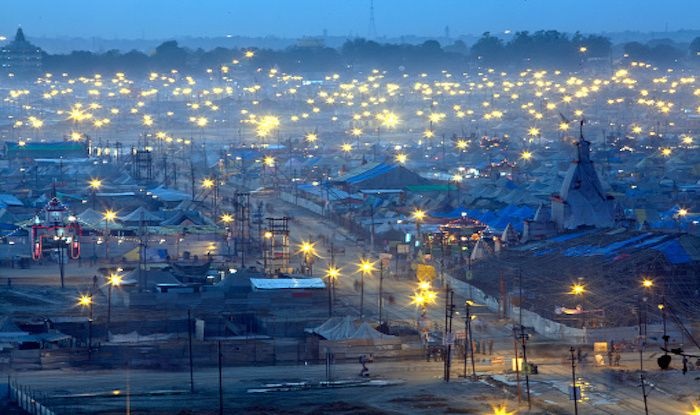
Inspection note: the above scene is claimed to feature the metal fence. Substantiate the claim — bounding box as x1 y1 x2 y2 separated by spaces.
8 377 56 415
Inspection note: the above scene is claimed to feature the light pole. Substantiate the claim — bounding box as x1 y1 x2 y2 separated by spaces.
53 228 67 289
106 273 122 337
325 266 340 317
570 346 579 415
298 241 316 276
102 209 116 262
570 280 586 329
378 259 385 326
358 257 375 319
220 213 234 260
78 294 94 358
465 299 476 379
412 209 426 258
410 281 437 338
88 178 102 209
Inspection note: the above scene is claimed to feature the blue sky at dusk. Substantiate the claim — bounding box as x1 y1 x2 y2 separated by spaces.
2 0 699 39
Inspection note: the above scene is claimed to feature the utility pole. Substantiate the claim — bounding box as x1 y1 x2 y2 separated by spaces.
466 300 476 379
218 340 223 415
638 299 649 415
378 259 384 326
188 309 194 393
443 287 454 382
518 269 531 410
570 346 579 415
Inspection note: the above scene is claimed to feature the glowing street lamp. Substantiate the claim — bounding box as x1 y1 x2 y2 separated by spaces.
88 178 102 208
298 241 317 275
412 209 426 256
220 213 234 258
570 283 585 296
357 257 376 318
675 208 689 232
305 132 318 144
395 153 408 164
641 278 654 289
325 265 341 316
489 404 515 415
102 209 117 260
88 178 102 190
77 293 94 357
106 273 122 335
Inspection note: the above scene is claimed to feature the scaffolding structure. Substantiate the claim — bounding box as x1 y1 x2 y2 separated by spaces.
234 192 251 267
263 217 291 275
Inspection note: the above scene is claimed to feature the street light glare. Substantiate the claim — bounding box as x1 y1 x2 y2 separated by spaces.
88 178 102 190
77 294 92 307
412 209 426 222
570 283 585 295
358 258 375 275
325 266 341 280
102 209 117 222
201 178 215 189
109 273 123 287
641 278 654 288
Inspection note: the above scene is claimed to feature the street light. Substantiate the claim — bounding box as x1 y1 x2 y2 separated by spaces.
88 178 102 209
77 294 94 357
357 257 376 318
569 280 586 329
298 241 317 276
489 404 515 415
410 281 437 341
102 209 117 261
220 213 234 259
106 273 122 337
570 282 585 296
465 299 477 380
412 209 426 257
325 265 341 317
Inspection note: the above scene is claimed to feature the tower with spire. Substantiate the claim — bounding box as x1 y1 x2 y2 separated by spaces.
0 28 43 77
551 121 615 230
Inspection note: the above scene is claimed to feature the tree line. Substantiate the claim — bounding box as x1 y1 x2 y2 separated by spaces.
38 31 700 76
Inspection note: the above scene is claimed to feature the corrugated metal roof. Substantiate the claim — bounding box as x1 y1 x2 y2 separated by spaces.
250 278 325 290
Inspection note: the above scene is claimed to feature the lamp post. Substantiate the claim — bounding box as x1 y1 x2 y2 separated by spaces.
78 294 93 358
201 177 217 216
378 259 385 326
675 208 688 232
220 213 234 260
412 209 426 258
299 241 316 276
102 209 116 262
570 346 579 415
325 266 340 317
465 299 477 380
106 273 122 337
88 178 102 209
358 257 375 319
53 229 67 289
411 281 437 355
569 280 586 329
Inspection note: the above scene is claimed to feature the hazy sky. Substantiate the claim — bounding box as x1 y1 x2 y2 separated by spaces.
2 0 699 39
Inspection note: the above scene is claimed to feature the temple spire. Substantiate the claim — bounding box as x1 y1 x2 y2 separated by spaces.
15 27 26 43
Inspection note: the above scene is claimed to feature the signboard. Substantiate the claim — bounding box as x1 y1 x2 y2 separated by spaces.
593 342 608 353
568 386 581 401
511 357 524 371
416 264 436 282
396 244 410 254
